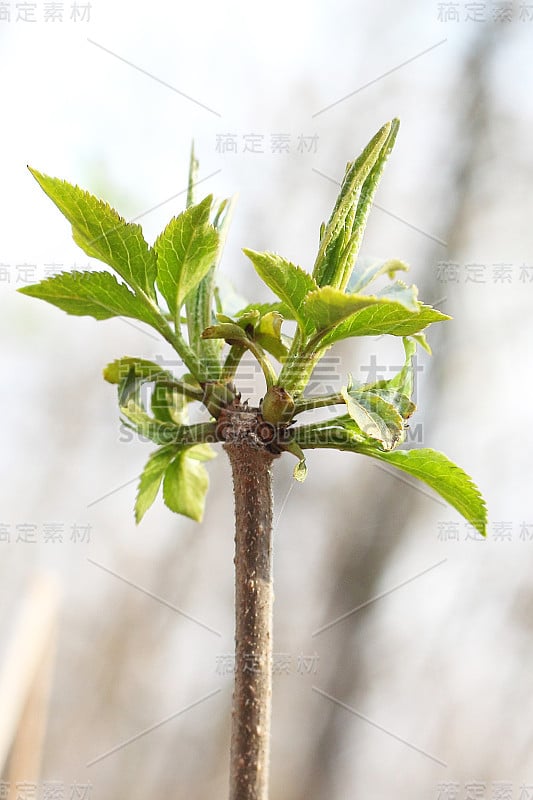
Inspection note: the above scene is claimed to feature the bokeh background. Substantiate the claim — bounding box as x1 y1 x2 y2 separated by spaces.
1 2 533 798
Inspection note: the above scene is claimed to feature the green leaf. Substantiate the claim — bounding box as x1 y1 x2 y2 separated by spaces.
186 443 217 462
151 382 189 424
155 196 219 321
216 310 260 328
163 451 210 522
242 249 318 334
185 193 236 376
293 418 366 449
303 286 382 331
233 302 293 358
185 145 214 360
135 446 177 524
254 311 288 362
202 321 251 345
352 338 418 423
337 119 400 290
118 365 141 406
121 400 199 446
103 357 173 385
18 270 162 326
317 223 346 293
292 422 487 535
375 281 419 312
355 386 415 421
28 167 157 298
363 448 487 536
104 358 203 417
135 441 214 524
316 302 450 347
313 121 395 288
341 387 404 450
347 257 409 293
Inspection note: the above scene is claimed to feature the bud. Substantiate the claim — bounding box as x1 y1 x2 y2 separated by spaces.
261 387 295 425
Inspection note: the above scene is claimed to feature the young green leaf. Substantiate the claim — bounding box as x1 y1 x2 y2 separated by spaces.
357 337 417 409
233 303 294 359
315 302 450 348
375 281 419 312
313 121 395 288
292 425 487 534
151 382 189 424
120 404 185 446
254 311 288 362
154 196 219 322
104 358 204 416
103 357 174 385
217 310 260 327
362 448 487 536
303 286 382 331
185 144 213 358
347 257 409 294
202 321 252 345
355 386 415 421
28 167 158 298
341 387 404 450
18 270 162 326
186 193 236 377
121 400 214 447
186 443 217 462
242 249 318 334
337 119 400 290
292 417 366 449
135 445 177 524
163 452 210 522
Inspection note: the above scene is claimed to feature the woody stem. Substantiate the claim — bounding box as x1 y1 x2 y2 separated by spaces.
223 408 277 800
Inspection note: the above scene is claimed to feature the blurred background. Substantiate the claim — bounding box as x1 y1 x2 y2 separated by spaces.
1 1 532 798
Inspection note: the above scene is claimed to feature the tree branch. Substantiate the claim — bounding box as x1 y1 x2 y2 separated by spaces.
223 408 278 800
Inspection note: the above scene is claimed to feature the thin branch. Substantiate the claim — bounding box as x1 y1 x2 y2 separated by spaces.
222 408 278 800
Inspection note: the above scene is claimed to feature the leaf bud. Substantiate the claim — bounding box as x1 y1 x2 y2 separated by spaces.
261 386 295 425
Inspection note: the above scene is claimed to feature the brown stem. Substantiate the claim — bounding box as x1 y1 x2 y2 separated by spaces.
223 407 278 800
